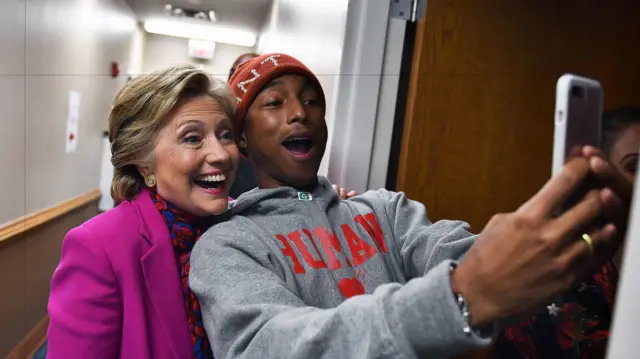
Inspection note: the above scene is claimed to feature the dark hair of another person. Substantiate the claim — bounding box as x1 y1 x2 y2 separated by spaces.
229 52 260 79
601 106 640 155
227 52 261 198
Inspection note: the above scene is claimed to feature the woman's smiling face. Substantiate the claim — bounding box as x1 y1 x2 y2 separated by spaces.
148 95 239 215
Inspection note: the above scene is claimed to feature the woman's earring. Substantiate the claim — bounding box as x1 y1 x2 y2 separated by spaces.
145 175 157 188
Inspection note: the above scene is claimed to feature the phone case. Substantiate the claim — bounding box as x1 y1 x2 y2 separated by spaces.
552 74 603 176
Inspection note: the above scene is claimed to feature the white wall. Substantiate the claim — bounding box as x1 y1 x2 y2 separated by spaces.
143 34 254 82
0 0 142 225
256 0 349 176
0 0 26 226
128 24 147 77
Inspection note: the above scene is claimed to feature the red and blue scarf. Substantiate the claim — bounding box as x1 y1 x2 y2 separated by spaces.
150 190 217 359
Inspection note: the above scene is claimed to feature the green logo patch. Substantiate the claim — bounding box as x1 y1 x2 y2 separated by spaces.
298 192 312 201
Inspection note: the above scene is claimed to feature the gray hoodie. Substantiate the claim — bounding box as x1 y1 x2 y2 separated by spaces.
190 177 493 359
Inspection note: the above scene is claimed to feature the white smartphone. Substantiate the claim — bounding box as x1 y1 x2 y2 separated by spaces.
552 74 603 176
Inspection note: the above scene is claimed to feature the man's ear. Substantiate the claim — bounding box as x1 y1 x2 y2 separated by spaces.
237 132 248 150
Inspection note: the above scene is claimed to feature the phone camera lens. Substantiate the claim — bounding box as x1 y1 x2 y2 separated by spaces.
570 86 585 99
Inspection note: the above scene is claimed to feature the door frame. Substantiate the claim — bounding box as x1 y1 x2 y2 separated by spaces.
326 0 408 192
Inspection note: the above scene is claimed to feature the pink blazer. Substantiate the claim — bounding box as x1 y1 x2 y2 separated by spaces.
47 190 193 359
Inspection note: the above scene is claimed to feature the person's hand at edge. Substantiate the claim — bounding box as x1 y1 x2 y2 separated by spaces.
451 157 624 327
332 184 358 200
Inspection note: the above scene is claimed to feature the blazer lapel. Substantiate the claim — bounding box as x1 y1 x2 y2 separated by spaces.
136 191 192 359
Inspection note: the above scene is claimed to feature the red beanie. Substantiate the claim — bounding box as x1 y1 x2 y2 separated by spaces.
228 53 325 135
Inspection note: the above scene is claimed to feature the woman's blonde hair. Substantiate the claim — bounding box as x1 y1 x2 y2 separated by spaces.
109 64 236 202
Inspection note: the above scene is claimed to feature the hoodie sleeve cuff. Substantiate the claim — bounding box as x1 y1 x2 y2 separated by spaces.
392 260 495 357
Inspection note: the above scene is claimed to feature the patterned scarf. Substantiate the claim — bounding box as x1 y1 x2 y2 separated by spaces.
490 261 618 359
150 190 216 359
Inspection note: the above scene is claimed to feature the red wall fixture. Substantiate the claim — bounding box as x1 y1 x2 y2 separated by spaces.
111 62 120 78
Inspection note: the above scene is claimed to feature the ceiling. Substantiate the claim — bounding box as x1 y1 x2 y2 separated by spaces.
126 0 273 32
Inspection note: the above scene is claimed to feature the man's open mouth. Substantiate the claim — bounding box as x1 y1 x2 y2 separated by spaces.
282 136 314 158
193 173 226 190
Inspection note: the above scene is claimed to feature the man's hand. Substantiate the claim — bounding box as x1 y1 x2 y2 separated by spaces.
452 157 624 327
581 145 633 230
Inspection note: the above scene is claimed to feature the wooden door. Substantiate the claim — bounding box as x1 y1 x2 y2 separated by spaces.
396 0 640 233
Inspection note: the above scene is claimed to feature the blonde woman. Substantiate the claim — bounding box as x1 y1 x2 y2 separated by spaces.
46 65 356 359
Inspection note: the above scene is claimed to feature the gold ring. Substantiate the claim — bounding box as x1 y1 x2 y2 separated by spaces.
582 233 594 255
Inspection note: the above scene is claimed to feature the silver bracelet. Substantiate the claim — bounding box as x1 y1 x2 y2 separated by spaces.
448 263 473 335
449 262 496 338
455 294 473 334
